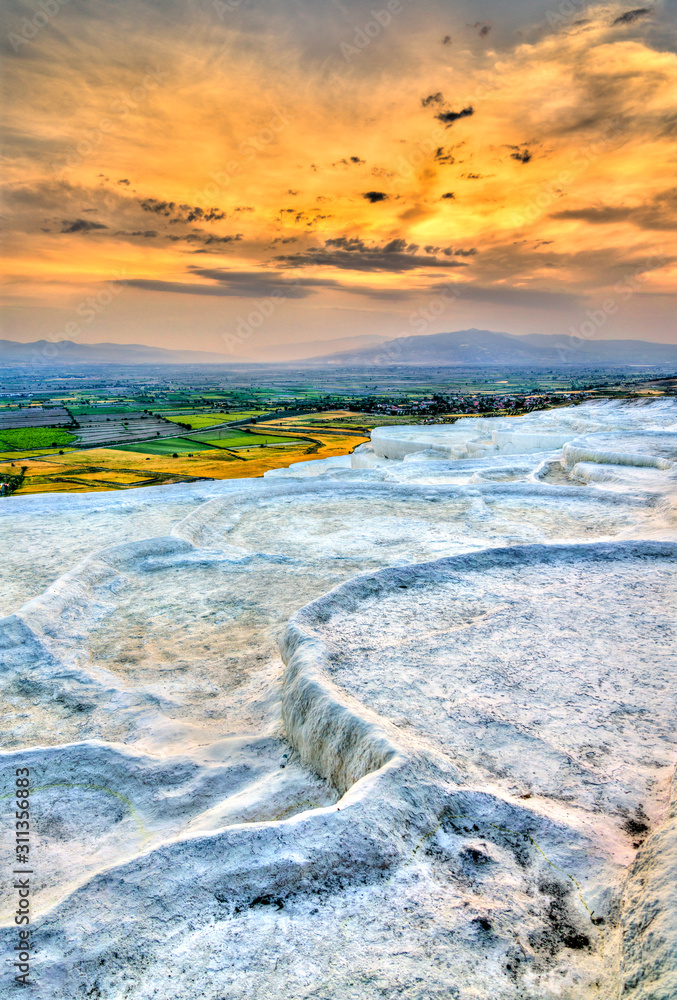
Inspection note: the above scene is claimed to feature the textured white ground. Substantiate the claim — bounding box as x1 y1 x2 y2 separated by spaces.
0 399 675 999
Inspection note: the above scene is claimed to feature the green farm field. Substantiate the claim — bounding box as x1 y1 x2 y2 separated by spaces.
113 437 208 455
0 427 77 450
191 429 300 447
69 404 142 415
113 429 299 455
163 410 270 428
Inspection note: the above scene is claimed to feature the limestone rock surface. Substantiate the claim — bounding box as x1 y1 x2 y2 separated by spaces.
0 399 675 999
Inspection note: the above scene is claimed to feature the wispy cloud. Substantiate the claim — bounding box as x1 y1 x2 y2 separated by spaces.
612 8 652 26
274 238 471 272
61 219 108 233
2 0 675 342
552 189 677 230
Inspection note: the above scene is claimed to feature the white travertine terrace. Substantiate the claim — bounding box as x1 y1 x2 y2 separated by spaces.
0 399 675 999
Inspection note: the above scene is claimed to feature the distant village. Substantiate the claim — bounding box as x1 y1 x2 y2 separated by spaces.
346 391 590 420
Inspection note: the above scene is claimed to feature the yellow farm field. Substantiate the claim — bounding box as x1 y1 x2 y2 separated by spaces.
2 430 368 496
163 410 269 428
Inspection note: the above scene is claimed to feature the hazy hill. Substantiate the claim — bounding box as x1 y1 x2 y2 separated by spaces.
305 329 677 366
0 340 247 364
0 336 388 365
3 331 676 367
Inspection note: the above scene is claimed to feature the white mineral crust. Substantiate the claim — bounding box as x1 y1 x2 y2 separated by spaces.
0 399 675 999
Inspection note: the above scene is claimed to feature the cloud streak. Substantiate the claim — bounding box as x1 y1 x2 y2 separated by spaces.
61 219 108 233
274 238 471 272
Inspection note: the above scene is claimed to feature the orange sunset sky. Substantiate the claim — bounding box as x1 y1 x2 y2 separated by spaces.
1 0 676 357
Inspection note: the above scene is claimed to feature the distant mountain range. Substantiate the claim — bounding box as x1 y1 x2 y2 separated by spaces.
2 331 676 367
307 329 677 366
0 340 247 364
0 335 388 365
255 334 389 362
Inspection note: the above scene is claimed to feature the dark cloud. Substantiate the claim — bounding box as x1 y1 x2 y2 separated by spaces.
276 205 333 226
612 8 651 25
167 231 243 245
202 233 242 244
471 21 491 36
441 192 455 199
117 178 130 185
274 237 470 273
139 199 175 216
332 156 365 167
192 268 348 293
434 147 455 164
551 206 632 224
61 219 107 233
421 92 444 107
510 148 532 163
382 238 407 253
423 245 477 256
324 236 382 252
180 205 226 223
428 282 581 309
119 279 266 297
121 271 338 299
139 198 226 223
551 188 677 230
120 266 415 301
114 230 159 238
362 191 389 203
435 107 474 127
128 271 577 309
442 35 452 45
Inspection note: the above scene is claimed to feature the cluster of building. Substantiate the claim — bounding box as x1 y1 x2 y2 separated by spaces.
350 392 587 418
